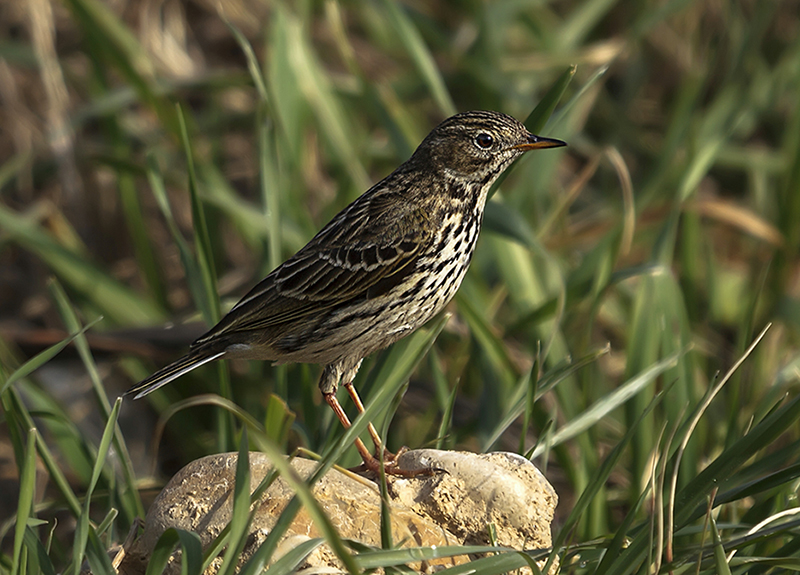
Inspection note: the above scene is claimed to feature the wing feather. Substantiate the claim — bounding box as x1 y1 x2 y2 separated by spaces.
192 191 432 346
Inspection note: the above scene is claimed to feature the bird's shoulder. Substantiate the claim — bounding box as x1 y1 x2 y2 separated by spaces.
274 183 437 297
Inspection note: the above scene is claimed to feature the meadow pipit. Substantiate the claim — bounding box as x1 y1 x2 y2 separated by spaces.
126 111 565 474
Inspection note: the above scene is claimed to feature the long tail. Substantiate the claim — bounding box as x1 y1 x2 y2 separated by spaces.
124 350 226 399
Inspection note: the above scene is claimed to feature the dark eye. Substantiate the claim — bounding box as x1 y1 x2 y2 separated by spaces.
475 132 494 149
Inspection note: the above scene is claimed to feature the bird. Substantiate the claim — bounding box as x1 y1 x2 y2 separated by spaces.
125 110 565 474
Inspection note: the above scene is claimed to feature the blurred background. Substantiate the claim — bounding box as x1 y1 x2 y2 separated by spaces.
2 0 800 571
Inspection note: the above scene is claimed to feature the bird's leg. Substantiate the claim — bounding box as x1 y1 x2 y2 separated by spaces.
320 363 380 466
322 391 378 465
337 360 393 459
342 380 394 461
322 391 432 477
320 363 430 477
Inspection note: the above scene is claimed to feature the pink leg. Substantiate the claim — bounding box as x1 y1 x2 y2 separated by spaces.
323 391 428 477
343 381 394 460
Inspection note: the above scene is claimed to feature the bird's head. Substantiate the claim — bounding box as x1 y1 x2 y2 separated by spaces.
415 110 565 183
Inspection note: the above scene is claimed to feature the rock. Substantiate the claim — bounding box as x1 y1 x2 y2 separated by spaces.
393 450 558 550
119 450 557 574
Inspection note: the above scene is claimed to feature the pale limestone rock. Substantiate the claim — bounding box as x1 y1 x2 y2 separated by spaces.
119 450 556 574
393 450 557 550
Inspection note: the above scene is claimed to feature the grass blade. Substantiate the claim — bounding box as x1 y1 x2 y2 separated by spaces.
354 544 509 570
218 429 252 575
531 349 684 459
674 391 800 528
71 397 122 575
245 537 323 575
543 379 677 575
375 0 455 117
23 525 57 575
1 318 100 394
280 7 369 191
146 528 203 575
525 66 578 134
63 0 180 136
176 104 220 326
48 279 144 519
710 514 733 575
482 346 608 451
0 204 164 325
11 428 37 575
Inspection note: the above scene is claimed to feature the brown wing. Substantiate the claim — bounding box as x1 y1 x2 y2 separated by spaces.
192 192 432 345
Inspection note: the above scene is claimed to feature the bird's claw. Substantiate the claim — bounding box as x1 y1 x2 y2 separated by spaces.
347 446 447 478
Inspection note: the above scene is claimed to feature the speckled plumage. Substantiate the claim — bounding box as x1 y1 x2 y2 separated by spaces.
126 110 564 469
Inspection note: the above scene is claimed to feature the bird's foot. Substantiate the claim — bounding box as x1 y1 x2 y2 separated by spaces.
350 446 442 478
374 445 406 463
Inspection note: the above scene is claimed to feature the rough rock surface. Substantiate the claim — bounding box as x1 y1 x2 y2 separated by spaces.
393 449 558 550
119 450 557 574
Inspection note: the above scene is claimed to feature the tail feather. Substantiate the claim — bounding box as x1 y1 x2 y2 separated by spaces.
125 350 226 399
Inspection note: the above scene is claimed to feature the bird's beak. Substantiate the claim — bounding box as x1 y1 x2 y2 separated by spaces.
513 133 567 151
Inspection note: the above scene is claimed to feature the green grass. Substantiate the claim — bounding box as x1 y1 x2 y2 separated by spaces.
2 0 800 573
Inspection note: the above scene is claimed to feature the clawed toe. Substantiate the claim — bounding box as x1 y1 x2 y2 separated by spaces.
351 447 441 477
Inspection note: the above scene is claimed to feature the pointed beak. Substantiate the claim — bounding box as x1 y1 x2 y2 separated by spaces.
513 133 567 151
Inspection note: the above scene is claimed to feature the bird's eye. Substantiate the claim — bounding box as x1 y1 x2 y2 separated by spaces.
475 133 494 149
